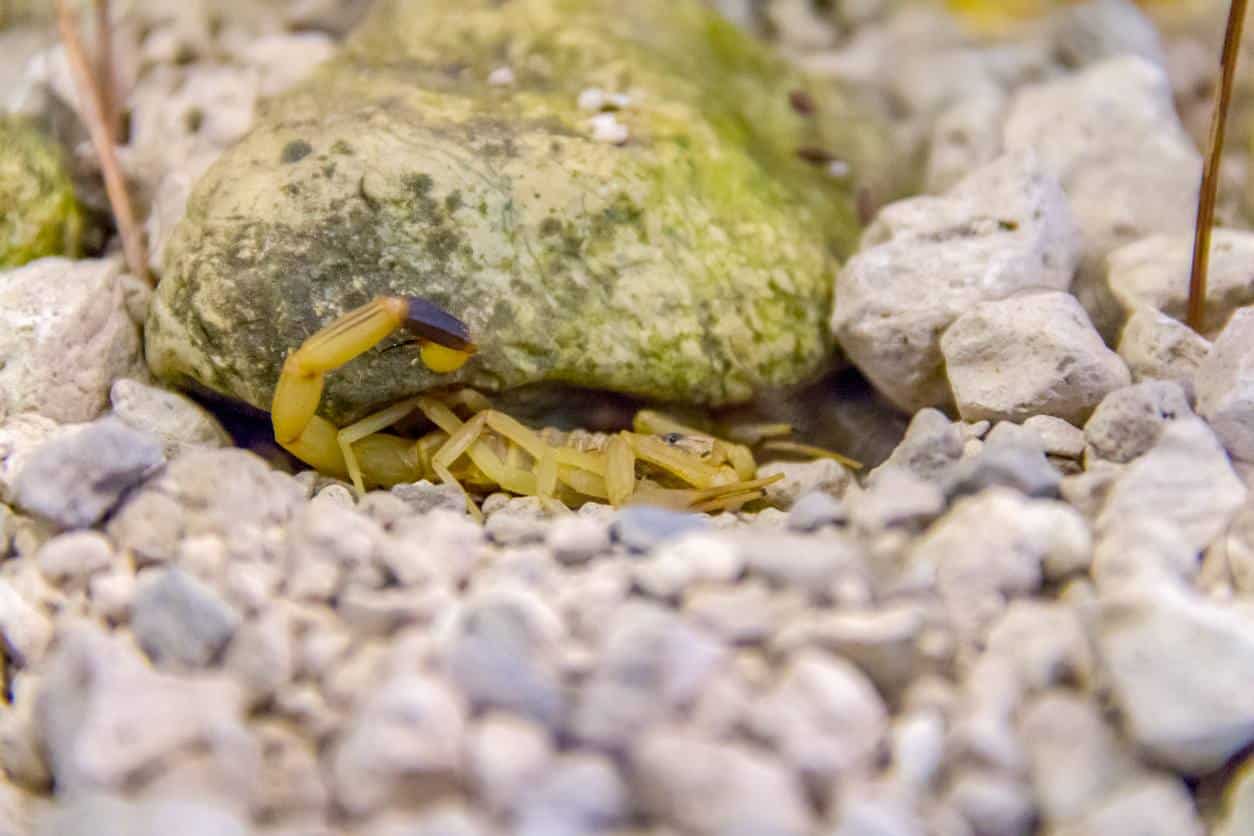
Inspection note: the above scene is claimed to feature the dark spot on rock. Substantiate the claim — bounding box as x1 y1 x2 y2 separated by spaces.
998 219 1019 231
789 89 816 116
281 140 313 164
331 140 353 155
184 108 204 133
407 173 434 197
322 162 337 178
426 225 464 263
539 217 562 237
444 191 463 213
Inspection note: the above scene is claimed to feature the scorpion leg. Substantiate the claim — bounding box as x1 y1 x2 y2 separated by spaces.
272 296 475 484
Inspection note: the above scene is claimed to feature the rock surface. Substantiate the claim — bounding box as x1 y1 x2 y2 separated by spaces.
832 151 1079 413
1107 230 1254 339
0 116 84 268
1197 306 1254 462
0 258 142 423
941 291 1130 424
146 0 885 421
1003 56 1201 338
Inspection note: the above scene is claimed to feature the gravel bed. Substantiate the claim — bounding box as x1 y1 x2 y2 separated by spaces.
3 1 1254 835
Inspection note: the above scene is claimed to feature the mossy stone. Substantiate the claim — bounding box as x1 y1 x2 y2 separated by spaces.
0 116 85 268
147 0 886 423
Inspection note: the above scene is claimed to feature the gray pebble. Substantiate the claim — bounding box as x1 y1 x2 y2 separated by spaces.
944 435 1061 500
132 568 242 669
573 602 725 747
442 586 566 728
516 753 628 836
15 417 164 529
611 506 708 553
1085 380 1190 463
391 480 468 515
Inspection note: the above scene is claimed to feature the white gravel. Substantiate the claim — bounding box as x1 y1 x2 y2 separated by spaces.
2 1 1254 835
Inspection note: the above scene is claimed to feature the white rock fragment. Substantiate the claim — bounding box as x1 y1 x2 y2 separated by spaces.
487 66 515 86
1099 581 1254 773
515 753 628 835
545 515 610 565
1197 306 1254 462
1084 380 1191 463
329 674 466 818
1117 306 1211 398
758 458 852 507
1022 415 1085 459
36 626 254 797
1003 57 1201 338
468 712 554 816
925 87 1006 194
631 727 812 836
772 603 930 699
634 533 743 599
946 769 1035 836
941 291 1131 424
1056 775 1204 836
1091 517 1198 592
907 489 1090 646
1107 230 1254 339
985 601 1092 691
383 509 484 586
832 150 1079 412
749 650 887 786
1019 692 1137 825
573 602 725 748
1097 418 1246 553
587 113 629 145
1050 0 1166 71
35 531 114 588
0 258 142 423
0 579 52 667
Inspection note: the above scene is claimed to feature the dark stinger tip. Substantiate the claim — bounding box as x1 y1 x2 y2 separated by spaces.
402 296 475 352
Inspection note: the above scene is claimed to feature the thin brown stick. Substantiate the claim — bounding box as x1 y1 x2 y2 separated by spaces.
55 0 150 287
1187 0 1247 333
93 0 121 144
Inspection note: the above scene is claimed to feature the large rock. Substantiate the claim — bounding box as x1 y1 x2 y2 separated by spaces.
0 116 84 268
1003 56 1201 339
0 258 142 423
1098 581 1254 774
147 0 883 421
941 290 1129 424
832 150 1079 413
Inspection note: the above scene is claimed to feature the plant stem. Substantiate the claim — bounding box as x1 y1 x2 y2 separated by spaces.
55 0 150 287
1187 0 1247 333
93 0 121 144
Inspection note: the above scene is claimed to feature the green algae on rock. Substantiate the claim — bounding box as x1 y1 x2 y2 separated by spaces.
147 0 882 423
0 116 85 269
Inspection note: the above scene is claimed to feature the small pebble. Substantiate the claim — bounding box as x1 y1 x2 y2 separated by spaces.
611 506 709 553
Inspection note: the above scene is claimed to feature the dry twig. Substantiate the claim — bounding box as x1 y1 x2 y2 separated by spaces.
54 0 150 286
1186 0 1247 333
93 0 121 143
